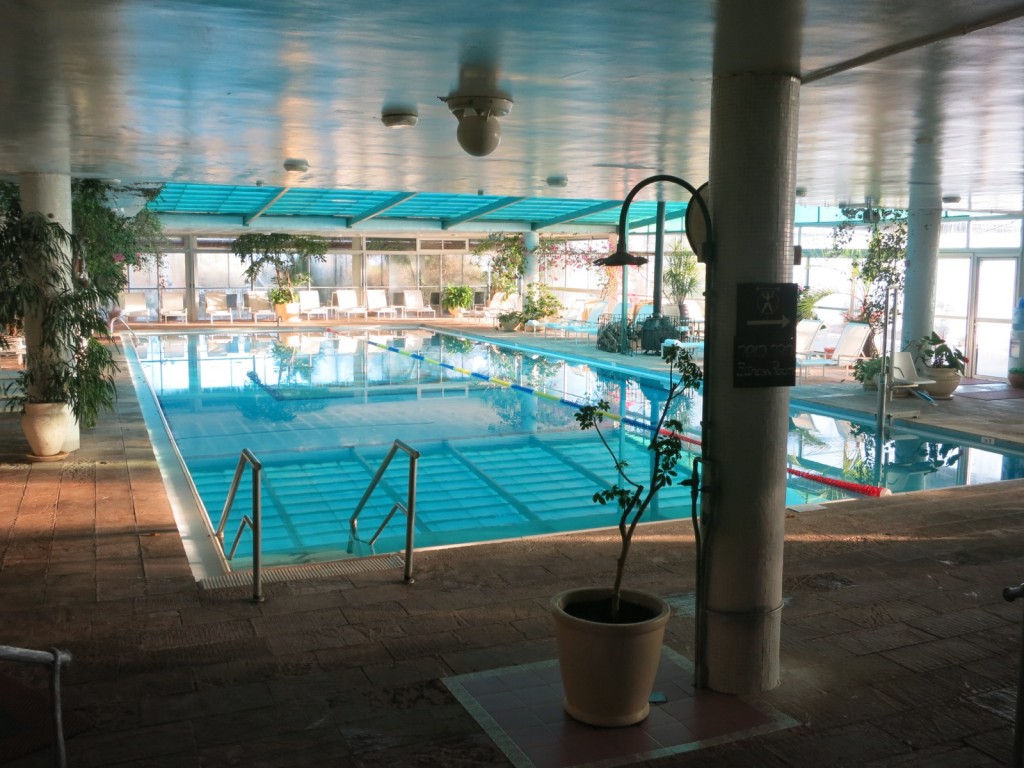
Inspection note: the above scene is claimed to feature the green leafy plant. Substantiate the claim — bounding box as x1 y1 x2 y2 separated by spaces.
441 284 474 313
0 211 117 427
232 233 329 299
916 331 967 374
472 233 604 300
797 286 834 321
663 242 702 313
521 282 562 321
496 310 524 330
852 356 884 386
574 344 703 621
268 287 294 306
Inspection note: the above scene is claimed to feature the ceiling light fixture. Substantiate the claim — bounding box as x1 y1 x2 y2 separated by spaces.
546 175 568 188
439 93 513 157
283 157 309 173
942 194 961 204
381 109 418 128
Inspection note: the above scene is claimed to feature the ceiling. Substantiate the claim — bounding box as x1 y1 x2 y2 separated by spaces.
2 0 1024 233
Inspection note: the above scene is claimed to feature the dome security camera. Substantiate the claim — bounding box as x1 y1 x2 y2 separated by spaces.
457 113 502 157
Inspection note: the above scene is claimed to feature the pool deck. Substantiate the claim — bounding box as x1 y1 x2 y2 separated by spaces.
2 317 1024 766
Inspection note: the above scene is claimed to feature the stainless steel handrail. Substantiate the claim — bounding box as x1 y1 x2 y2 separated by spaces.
214 448 264 602
0 644 72 767
350 439 420 583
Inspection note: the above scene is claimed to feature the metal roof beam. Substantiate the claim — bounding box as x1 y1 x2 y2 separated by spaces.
531 201 620 231
441 196 526 229
242 187 291 226
347 192 418 226
629 207 686 230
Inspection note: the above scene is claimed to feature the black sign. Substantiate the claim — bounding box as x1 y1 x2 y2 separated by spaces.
733 283 798 388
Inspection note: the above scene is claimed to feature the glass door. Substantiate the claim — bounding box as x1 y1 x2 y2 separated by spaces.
934 252 1018 379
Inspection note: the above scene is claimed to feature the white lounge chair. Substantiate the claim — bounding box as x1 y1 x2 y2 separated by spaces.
466 291 518 322
246 292 277 322
159 290 188 322
367 289 398 318
119 291 151 323
796 322 871 376
333 289 368 318
795 319 826 358
298 290 330 320
205 291 234 323
402 290 435 318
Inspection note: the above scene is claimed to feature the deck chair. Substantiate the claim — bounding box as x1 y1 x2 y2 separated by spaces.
333 289 368 318
560 301 609 341
796 322 871 376
542 299 587 336
298 290 330 320
0 332 26 366
159 290 188 322
889 351 937 405
204 291 234 323
119 291 151 323
465 291 509 321
402 289 435 317
246 292 276 322
366 289 398 318
795 319 826 358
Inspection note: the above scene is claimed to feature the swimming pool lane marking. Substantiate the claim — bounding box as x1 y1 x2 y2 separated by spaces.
367 339 889 498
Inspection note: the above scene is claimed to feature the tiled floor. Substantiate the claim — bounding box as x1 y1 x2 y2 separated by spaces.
445 647 797 768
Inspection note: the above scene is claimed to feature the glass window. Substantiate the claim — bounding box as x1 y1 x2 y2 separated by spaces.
159 252 187 290
938 220 967 249
196 252 237 288
366 254 387 286
969 219 1021 248
935 257 970 316
797 227 834 249
388 253 417 287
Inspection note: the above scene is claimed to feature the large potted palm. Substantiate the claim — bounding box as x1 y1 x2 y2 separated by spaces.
551 344 702 726
0 211 118 457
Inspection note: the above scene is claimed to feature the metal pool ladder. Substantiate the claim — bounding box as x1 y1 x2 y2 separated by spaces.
350 439 420 584
215 448 265 603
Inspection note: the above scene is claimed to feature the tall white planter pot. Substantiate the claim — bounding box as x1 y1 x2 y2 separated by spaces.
551 587 670 727
22 402 70 458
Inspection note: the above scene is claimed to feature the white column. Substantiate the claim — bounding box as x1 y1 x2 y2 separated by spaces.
20 172 79 452
902 186 942 350
702 1 801 694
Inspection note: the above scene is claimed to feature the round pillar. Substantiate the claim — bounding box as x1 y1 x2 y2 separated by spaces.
703 2 801 694
902 184 942 349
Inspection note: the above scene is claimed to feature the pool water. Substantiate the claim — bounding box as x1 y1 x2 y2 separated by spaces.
129 328 1024 568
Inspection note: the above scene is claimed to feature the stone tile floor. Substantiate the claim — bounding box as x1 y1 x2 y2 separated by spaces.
1 321 1024 766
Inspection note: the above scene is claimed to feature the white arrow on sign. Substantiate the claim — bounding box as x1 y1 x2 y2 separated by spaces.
746 315 791 328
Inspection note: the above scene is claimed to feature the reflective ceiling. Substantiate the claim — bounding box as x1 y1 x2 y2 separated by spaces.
2 0 1024 231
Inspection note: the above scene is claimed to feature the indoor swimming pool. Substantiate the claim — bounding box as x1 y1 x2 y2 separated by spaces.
126 328 1024 570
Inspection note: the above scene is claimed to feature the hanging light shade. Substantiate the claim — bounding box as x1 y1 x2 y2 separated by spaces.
593 242 648 267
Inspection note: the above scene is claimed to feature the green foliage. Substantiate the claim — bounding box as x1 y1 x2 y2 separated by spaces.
916 331 968 374
663 242 701 306
473 233 603 299
830 208 907 337
232 232 329 297
797 286 834 321
441 284 474 312
0 211 117 426
852 356 884 385
268 287 293 305
521 282 562 321
574 345 703 620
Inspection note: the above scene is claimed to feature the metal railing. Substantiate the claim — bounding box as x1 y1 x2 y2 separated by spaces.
350 439 420 583
0 644 72 767
215 448 264 603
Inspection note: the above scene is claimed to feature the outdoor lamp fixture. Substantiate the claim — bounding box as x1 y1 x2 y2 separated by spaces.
594 174 713 267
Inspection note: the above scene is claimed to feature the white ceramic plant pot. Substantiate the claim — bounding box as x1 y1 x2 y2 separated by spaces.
551 587 670 727
22 402 70 457
920 366 962 399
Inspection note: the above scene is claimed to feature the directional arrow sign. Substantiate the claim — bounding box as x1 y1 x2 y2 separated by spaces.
734 283 799 388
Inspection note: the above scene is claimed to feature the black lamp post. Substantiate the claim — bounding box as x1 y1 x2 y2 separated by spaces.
594 174 713 353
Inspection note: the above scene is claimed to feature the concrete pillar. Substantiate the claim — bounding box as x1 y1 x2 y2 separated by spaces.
19 172 79 451
523 231 540 285
901 185 941 350
702 2 801 694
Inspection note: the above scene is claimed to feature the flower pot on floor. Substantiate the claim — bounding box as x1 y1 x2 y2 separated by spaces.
22 402 70 458
1008 372 1024 389
551 587 670 727
920 366 962 399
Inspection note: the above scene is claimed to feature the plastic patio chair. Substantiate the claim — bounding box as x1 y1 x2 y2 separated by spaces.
366 289 398 318
159 290 188 322
204 291 234 324
333 289 368 318
796 322 871 376
402 290 435 317
298 290 330 320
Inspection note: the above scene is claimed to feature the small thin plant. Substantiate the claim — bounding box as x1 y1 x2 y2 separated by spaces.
574 344 703 621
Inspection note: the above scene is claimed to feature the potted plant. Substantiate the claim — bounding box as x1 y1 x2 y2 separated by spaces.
441 284 473 316
0 210 118 457
915 331 967 399
496 310 523 331
852 356 884 390
663 242 702 322
232 233 328 321
520 282 563 323
1009 367 1024 389
551 344 702 727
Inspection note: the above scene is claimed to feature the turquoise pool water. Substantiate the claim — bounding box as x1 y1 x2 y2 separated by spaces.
129 328 1024 568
